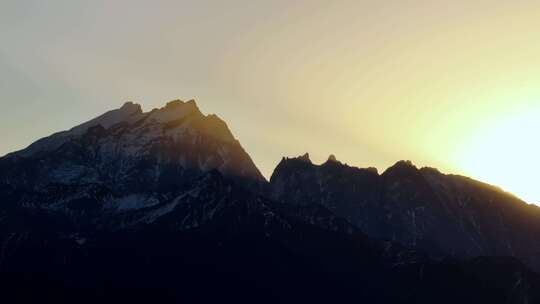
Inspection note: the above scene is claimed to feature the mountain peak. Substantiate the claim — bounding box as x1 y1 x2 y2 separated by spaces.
390 160 417 169
120 101 143 114
8 97 264 183
164 99 197 109
149 99 202 123
298 153 311 163
382 160 419 177
327 154 338 162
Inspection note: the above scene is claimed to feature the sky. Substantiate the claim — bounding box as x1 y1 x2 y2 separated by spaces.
1 1 540 203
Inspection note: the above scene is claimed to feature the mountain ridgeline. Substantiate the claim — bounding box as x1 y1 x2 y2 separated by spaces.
270 154 540 270
1 100 539 304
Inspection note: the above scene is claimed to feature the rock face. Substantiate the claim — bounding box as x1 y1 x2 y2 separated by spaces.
270 155 540 271
2 100 264 195
2 100 540 303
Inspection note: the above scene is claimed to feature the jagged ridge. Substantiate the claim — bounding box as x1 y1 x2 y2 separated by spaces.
270 153 540 271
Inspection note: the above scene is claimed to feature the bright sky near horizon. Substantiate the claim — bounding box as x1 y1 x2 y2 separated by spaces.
1 1 540 203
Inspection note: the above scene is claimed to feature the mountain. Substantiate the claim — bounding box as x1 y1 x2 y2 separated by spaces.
2 170 540 304
0 100 264 219
6 99 264 183
270 154 540 271
1 99 540 303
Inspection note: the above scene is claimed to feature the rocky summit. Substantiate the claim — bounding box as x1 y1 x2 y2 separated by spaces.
3 99 264 190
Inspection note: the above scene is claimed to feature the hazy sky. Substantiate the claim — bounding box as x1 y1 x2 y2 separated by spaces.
2 1 540 203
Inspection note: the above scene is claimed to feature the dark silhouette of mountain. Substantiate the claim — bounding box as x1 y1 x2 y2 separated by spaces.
270 154 540 271
1 100 540 303
2 171 540 304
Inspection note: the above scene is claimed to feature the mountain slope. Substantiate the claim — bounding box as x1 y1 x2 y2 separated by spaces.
2 100 540 303
270 154 540 270
0 100 264 215
5 99 264 183
1 170 539 304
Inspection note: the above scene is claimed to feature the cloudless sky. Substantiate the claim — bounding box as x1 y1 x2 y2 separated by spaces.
2 0 540 203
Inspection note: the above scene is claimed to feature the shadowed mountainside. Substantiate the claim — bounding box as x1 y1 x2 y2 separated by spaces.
270 154 540 271
1 100 540 303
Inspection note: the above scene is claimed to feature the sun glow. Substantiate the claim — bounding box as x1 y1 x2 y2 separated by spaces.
456 105 540 204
